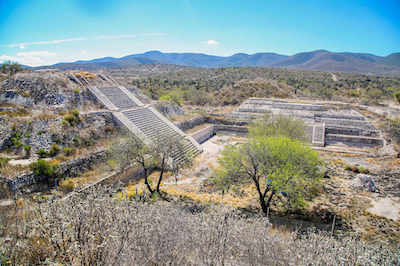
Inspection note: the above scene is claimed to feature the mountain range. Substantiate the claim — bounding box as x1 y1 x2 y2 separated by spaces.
38 50 400 76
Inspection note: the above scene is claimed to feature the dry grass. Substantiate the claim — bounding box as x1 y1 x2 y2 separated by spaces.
169 113 199 122
184 123 213 134
73 71 97 79
0 163 30 179
59 163 112 193
37 112 58 121
1 187 397 265
164 185 258 209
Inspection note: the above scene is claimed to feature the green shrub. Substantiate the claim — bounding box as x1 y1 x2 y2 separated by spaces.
30 160 58 178
0 157 11 168
82 138 94 147
393 90 400 104
63 109 81 127
344 164 369 174
71 109 80 117
63 114 75 125
61 119 69 127
358 167 370 174
63 147 76 156
73 136 82 147
159 90 184 106
49 144 61 157
36 148 49 158
9 131 23 148
185 89 212 105
24 145 31 157
347 89 360 98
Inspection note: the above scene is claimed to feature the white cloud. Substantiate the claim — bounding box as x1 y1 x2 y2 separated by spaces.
95 34 137 40
5 33 167 48
1 50 57 66
206 40 219 45
7 37 87 48
17 51 56 57
0 55 19 62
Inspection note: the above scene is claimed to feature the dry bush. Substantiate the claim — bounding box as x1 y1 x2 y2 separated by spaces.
0 187 397 265
37 112 58 121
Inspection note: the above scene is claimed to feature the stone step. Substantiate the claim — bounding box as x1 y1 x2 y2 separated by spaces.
325 134 383 147
97 86 138 109
90 84 201 166
121 107 201 165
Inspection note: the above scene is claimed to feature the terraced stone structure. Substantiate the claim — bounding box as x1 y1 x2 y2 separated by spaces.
231 98 384 148
88 86 201 164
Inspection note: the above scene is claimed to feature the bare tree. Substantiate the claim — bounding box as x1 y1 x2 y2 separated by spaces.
151 135 192 194
110 135 193 195
0 61 23 89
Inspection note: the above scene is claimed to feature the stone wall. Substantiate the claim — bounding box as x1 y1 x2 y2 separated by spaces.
0 111 116 156
316 118 374 129
153 102 185 118
325 126 379 137
175 116 206 131
2 149 107 194
191 125 215 144
206 116 248 126
214 125 248 136
325 134 383 147
0 90 34 106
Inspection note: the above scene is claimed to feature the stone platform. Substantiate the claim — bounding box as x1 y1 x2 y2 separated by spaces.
231 98 384 148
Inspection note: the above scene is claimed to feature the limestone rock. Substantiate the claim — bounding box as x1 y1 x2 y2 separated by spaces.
350 174 376 192
154 102 185 117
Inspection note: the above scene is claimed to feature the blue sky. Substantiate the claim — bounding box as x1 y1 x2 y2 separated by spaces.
1 0 399 66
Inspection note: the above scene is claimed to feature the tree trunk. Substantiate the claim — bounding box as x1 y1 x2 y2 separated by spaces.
143 168 154 194
258 192 269 215
265 190 275 210
254 179 269 215
254 180 276 216
156 157 165 193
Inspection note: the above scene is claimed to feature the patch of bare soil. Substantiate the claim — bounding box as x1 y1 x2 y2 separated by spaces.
368 197 400 221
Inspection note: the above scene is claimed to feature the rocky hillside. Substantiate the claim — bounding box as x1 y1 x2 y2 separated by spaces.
109 66 400 106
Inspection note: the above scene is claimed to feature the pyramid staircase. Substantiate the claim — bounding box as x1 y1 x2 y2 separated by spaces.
88 85 202 165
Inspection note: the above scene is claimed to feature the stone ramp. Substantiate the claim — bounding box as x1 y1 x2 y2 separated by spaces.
88 86 143 110
97 86 140 109
88 85 201 165
312 124 325 147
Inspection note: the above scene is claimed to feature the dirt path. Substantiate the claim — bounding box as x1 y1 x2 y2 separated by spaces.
165 135 245 185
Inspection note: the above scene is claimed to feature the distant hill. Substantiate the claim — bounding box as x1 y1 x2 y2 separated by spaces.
379 53 400 68
36 50 400 75
269 50 400 75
